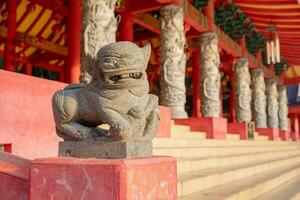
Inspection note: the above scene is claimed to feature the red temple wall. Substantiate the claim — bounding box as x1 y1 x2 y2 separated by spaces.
0 70 171 159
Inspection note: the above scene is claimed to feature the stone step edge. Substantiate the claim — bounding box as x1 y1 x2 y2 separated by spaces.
178 154 300 196
176 149 300 174
179 162 300 200
254 175 300 200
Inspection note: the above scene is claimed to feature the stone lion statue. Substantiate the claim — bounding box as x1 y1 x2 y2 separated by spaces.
52 42 159 142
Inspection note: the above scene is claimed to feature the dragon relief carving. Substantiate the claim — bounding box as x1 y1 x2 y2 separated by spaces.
266 79 279 128
160 4 188 119
200 32 220 117
234 58 251 123
52 42 159 142
251 69 267 128
80 0 119 85
278 86 288 130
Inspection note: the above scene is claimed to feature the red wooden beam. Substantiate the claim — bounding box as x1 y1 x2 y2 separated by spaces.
126 0 160 13
31 0 68 16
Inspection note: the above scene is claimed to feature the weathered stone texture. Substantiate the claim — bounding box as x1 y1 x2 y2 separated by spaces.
266 79 279 128
52 42 159 145
199 32 221 117
251 69 267 128
278 86 288 130
234 58 252 123
80 0 119 84
160 4 188 119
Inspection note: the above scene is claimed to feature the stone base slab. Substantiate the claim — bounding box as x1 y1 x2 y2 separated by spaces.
59 140 152 159
175 117 227 139
256 128 280 140
228 122 249 140
30 156 177 200
280 130 290 141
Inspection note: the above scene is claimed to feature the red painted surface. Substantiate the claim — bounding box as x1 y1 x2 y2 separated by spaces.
157 106 172 137
291 115 300 141
192 49 201 118
0 70 64 159
0 151 30 200
279 130 290 141
65 0 81 83
203 0 215 32
119 12 134 42
4 0 17 71
175 117 227 139
0 70 171 159
228 122 248 140
256 128 280 140
30 156 177 200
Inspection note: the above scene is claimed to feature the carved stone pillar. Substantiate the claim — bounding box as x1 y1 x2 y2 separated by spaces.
160 5 187 119
251 69 267 128
278 86 288 130
199 32 220 117
266 79 279 128
80 0 119 85
233 58 251 122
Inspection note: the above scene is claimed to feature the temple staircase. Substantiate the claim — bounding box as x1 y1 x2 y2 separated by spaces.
153 122 300 200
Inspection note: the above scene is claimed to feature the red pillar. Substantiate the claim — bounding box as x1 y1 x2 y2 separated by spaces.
229 72 236 123
24 63 32 75
203 0 215 32
119 12 134 41
192 49 201 117
4 0 17 71
65 0 81 83
291 115 300 141
239 36 246 56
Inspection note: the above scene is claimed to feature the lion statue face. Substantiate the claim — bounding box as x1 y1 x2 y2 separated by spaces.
88 42 151 89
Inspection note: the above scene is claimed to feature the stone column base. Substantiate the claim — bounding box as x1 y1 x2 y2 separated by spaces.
228 122 249 140
30 156 177 200
170 105 188 119
256 128 280 140
279 130 290 141
59 140 152 159
175 117 227 139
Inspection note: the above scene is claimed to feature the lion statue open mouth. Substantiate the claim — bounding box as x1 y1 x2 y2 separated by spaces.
52 42 159 141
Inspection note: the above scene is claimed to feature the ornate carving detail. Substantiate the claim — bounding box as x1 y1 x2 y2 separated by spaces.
160 4 188 119
80 0 119 85
278 86 288 130
52 42 159 142
266 79 279 128
234 58 252 122
251 69 267 128
199 32 220 117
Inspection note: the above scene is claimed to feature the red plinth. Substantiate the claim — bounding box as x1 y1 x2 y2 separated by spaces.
279 130 290 141
256 128 280 140
156 106 172 137
291 131 300 141
228 122 248 140
175 117 227 139
30 156 177 200
0 152 30 200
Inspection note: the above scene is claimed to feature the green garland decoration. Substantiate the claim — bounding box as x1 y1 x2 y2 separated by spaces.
193 0 211 10
274 59 289 75
32 66 59 80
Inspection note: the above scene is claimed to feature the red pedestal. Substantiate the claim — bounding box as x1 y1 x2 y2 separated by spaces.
157 106 172 137
0 152 30 200
228 122 248 140
175 117 227 139
291 131 300 141
256 128 280 140
279 130 290 141
30 157 177 200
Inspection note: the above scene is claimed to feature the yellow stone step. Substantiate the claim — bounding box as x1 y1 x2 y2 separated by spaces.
153 145 300 159
254 175 300 200
254 132 269 141
171 130 206 140
176 149 300 175
227 133 240 140
178 155 300 198
153 137 298 148
179 162 300 200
